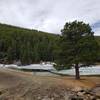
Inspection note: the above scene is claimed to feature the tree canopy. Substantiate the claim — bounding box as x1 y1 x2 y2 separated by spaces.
58 21 99 79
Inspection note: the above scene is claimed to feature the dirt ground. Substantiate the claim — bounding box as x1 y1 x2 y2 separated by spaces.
0 68 100 100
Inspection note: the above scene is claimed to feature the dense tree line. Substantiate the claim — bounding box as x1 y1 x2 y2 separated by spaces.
0 23 59 65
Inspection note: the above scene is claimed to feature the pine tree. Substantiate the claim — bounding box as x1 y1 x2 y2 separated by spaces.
59 21 99 79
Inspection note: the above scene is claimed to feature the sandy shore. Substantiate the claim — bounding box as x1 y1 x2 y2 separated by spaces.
0 68 100 100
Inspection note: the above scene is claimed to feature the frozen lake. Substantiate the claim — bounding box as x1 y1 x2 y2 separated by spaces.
55 65 100 75
0 64 56 71
0 64 100 75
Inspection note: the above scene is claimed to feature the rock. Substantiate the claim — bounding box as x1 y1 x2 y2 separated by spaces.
77 91 85 96
95 92 100 97
89 95 96 100
53 93 59 98
64 93 70 100
72 87 82 92
71 97 83 100
37 96 41 99
42 96 49 100
91 86 100 97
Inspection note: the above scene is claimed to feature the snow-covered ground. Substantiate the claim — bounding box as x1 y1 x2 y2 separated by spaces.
0 64 18 68
55 65 100 75
0 64 56 71
0 64 4 68
18 64 56 71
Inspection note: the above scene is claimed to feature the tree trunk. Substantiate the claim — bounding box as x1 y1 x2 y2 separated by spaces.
75 63 80 79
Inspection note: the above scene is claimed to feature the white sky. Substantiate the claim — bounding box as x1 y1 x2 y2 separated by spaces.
0 0 100 35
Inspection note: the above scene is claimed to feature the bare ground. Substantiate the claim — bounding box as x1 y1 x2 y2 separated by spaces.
0 68 100 100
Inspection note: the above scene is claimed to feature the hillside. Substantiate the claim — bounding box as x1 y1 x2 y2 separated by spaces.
95 36 100 45
0 23 59 64
0 23 100 65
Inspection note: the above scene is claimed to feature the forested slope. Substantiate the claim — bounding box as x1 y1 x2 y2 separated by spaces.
0 23 100 65
95 36 100 45
0 23 59 64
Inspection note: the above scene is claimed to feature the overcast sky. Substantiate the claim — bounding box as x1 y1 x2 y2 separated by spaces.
0 0 100 35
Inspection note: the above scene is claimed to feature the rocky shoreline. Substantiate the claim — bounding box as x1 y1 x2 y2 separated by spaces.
69 87 100 100
0 68 100 100
63 84 100 100
0 87 100 100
